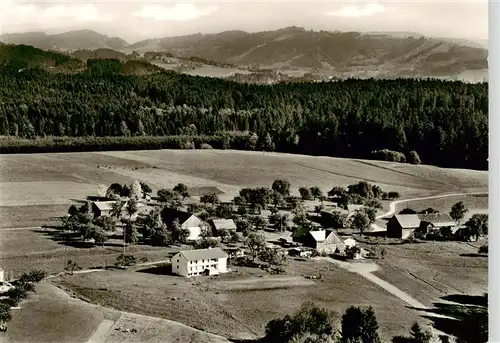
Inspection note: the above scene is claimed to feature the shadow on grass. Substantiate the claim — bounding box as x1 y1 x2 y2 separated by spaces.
459 253 487 258
34 229 124 249
137 264 173 275
409 293 488 343
230 339 263 343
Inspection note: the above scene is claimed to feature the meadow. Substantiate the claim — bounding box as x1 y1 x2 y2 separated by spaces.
0 149 488 274
53 259 430 341
0 149 489 342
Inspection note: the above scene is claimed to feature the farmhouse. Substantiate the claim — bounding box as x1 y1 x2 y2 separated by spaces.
171 248 228 277
91 200 148 219
387 213 457 239
209 219 237 235
161 208 205 240
91 201 116 217
304 229 345 254
418 213 456 233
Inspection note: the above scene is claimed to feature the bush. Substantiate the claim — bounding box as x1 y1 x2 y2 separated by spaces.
200 143 213 149
478 245 488 254
371 149 406 163
0 302 12 322
115 254 138 268
408 150 422 164
18 269 47 284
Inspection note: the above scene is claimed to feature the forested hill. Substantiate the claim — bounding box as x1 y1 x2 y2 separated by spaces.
0 63 488 170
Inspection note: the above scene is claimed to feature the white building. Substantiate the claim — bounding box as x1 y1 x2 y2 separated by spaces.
162 209 206 241
171 248 228 277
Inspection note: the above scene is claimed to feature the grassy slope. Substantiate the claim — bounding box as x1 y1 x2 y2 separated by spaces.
372 240 488 306
1 281 230 343
54 260 429 341
2 282 104 343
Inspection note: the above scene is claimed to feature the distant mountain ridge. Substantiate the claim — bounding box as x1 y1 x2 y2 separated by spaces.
0 26 488 81
1 29 129 51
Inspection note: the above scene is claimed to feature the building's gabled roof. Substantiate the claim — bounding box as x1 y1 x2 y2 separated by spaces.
392 214 421 228
309 229 342 243
162 208 197 226
418 213 455 226
177 247 228 261
310 230 327 242
211 219 237 231
93 201 117 211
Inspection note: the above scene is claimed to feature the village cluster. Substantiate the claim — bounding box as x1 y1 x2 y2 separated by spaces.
60 178 486 279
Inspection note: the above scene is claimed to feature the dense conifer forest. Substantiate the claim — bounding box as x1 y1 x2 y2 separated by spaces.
0 57 488 170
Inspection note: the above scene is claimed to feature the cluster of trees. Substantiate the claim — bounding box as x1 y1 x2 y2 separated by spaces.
264 301 444 343
0 64 488 170
241 232 288 273
0 269 47 326
371 149 421 165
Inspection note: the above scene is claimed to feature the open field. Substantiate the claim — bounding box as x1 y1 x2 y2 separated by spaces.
0 204 70 228
0 150 488 210
0 227 177 276
54 259 437 341
370 240 488 307
0 282 105 343
0 281 231 343
0 149 488 275
394 193 488 216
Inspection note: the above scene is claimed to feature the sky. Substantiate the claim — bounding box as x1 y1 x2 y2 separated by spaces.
0 0 489 43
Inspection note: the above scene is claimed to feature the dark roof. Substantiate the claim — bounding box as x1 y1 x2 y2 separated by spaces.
161 208 194 226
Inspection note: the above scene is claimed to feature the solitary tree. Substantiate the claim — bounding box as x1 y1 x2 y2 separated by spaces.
408 150 422 165
450 201 468 223
465 213 488 239
272 179 291 198
236 218 253 236
0 302 12 323
310 186 323 201
299 187 313 201
130 180 143 200
408 322 433 343
349 210 371 235
341 306 381 343
200 193 220 207
140 182 152 196
245 232 267 261
173 183 190 199
157 189 176 203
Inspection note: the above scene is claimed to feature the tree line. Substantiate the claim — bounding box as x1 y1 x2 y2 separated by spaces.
0 61 488 170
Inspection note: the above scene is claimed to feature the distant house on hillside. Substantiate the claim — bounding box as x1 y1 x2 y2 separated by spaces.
171 247 228 277
386 214 421 239
304 229 345 254
209 219 237 235
161 208 205 240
